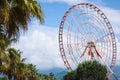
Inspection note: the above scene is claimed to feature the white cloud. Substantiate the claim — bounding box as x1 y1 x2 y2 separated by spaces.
97 7 120 34
13 25 65 70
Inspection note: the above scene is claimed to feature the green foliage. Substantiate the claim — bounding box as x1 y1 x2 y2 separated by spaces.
63 60 108 80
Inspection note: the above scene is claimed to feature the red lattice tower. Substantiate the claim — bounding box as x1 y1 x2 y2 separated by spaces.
59 3 118 80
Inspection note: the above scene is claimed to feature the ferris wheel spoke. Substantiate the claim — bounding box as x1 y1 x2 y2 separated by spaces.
63 42 86 46
95 33 110 43
64 43 87 62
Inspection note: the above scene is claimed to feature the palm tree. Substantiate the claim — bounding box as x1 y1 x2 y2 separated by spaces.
0 0 44 38
6 48 22 80
27 64 39 80
15 58 27 80
0 29 16 74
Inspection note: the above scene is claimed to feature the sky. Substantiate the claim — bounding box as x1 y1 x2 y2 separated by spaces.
12 0 120 71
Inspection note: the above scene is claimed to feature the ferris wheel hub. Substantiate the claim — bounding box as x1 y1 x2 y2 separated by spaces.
87 41 95 47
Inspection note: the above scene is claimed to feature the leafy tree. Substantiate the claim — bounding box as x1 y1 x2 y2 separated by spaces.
63 60 108 80
76 60 108 80
62 70 76 80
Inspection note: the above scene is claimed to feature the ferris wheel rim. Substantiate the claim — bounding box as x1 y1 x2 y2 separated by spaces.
59 3 117 71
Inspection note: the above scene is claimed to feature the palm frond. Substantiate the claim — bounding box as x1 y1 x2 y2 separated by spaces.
0 0 44 38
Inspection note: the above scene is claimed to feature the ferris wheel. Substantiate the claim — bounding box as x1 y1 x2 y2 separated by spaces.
59 3 118 80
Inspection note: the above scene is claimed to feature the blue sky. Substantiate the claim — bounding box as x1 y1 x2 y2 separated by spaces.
39 0 120 27
13 0 120 71
39 2 70 27
102 0 120 9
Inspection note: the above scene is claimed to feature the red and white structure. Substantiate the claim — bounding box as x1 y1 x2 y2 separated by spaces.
59 3 118 80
